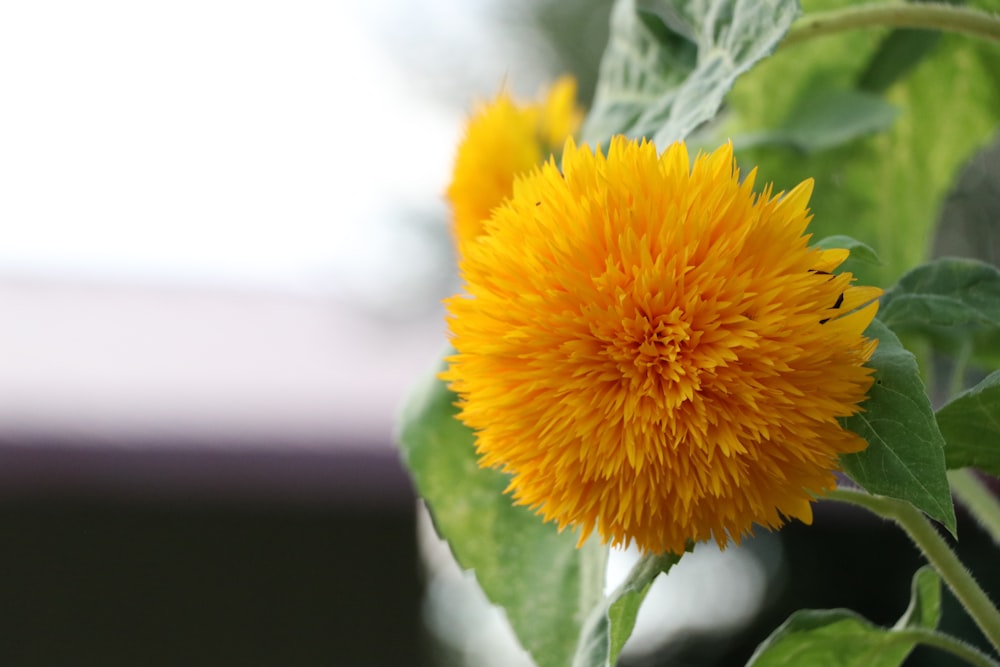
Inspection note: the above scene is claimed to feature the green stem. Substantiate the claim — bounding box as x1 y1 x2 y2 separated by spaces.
950 340 973 400
781 3 1000 50
576 549 682 666
615 550 683 594
830 487 1000 655
898 628 1000 667
950 469 1000 548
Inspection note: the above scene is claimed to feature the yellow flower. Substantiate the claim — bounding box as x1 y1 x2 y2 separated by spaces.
442 137 882 555
446 77 583 254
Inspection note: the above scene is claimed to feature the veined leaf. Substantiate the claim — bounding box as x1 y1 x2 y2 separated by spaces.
879 258 1000 366
880 258 1000 330
397 358 607 667
581 0 799 146
937 371 1000 475
748 566 941 666
840 320 957 534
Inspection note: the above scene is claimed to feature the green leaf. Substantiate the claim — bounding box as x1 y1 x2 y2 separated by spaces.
879 258 1000 368
894 566 943 632
938 371 1000 475
738 89 898 153
572 552 683 667
723 8 1000 288
581 0 800 146
748 566 942 666
814 233 881 279
814 234 881 264
397 359 607 667
857 27 941 93
880 258 1000 329
840 320 957 534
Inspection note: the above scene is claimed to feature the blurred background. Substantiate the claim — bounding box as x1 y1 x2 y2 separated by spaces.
1 1 998 665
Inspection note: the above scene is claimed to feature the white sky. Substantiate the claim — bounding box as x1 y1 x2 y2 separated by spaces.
0 1 471 296
0 1 563 442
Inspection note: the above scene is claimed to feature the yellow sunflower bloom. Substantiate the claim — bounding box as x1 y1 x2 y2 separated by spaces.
442 137 881 555
446 77 583 254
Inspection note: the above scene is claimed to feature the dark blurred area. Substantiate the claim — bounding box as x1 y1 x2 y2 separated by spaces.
617 500 1000 667
5 466 999 665
0 271 441 665
0 457 419 666
933 135 1000 267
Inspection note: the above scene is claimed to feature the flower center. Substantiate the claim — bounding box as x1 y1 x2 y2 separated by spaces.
599 306 700 403
632 318 689 369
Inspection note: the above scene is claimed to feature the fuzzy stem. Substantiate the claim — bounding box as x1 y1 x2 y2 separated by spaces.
781 3 1000 50
950 469 1000 548
830 487 1000 654
898 628 1000 667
